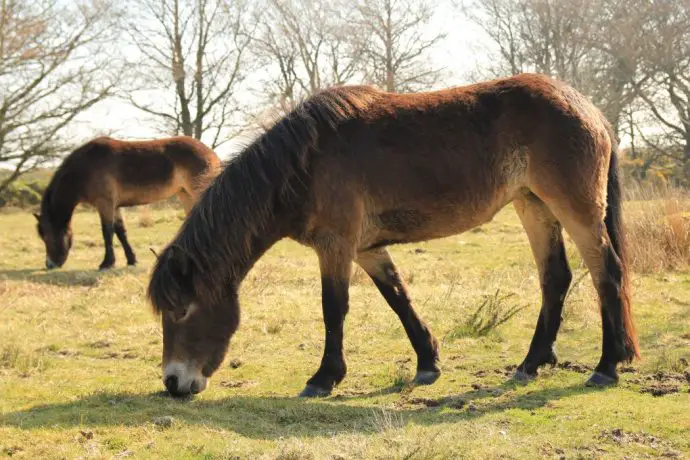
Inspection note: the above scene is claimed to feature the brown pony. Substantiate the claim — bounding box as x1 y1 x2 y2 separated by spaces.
35 136 220 270
148 74 639 398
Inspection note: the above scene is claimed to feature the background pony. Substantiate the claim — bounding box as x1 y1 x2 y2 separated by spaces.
35 136 220 270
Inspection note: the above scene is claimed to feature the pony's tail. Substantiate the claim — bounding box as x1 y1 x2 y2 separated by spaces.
605 146 640 360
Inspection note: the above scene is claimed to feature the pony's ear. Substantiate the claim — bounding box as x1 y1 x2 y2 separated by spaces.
168 245 191 277
33 213 40 221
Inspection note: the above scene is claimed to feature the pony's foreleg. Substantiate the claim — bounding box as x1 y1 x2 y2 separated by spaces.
114 209 136 266
357 248 440 385
513 194 572 381
98 208 116 270
300 245 353 398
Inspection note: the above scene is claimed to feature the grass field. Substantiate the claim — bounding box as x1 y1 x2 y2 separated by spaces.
1 204 689 459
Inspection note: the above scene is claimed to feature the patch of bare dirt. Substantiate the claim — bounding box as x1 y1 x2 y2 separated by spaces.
406 397 440 407
637 371 688 397
557 361 592 374
88 340 111 349
99 351 138 359
641 384 680 397
619 365 638 374
538 443 567 459
493 364 517 377
442 396 467 409
597 428 681 456
219 379 257 389
2 446 24 457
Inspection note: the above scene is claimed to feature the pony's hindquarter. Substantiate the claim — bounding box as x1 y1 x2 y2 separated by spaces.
515 109 639 384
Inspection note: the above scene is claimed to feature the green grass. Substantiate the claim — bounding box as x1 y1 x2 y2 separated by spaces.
0 205 689 459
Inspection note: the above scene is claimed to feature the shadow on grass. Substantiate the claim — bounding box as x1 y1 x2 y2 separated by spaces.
0 382 607 439
0 267 140 287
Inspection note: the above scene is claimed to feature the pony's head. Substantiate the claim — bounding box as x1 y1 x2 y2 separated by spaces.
148 245 240 397
34 211 73 269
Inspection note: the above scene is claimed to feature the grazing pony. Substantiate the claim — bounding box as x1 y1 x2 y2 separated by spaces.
148 74 639 398
35 136 220 270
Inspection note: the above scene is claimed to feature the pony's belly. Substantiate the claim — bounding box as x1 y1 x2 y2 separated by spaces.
360 205 498 250
117 184 178 207
361 187 517 250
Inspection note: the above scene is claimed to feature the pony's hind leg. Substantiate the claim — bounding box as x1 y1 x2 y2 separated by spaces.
114 209 136 266
553 215 636 385
300 243 354 397
357 248 440 385
513 193 572 381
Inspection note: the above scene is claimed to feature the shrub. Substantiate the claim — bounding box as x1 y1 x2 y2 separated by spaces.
0 181 43 208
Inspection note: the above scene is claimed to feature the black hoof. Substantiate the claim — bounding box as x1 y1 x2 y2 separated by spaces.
585 371 618 387
413 370 441 386
127 261 137 267
298 384 331 398
512 369 536 383
98 265 114 271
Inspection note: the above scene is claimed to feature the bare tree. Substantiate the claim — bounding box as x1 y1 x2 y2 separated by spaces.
0 0 120 193
463 0 639 126
124 0 254 148
354 0 446 92
464 0 690 183
629 0 690 176
252 0 361 110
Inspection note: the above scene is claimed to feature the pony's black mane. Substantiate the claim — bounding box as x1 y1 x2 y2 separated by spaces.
149 86 380 312
40 145 88 227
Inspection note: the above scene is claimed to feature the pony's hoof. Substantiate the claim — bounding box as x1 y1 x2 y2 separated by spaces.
298 384 331 398
98 265 113 271
585 371 618 387
512 370 536 383
413 370 441 386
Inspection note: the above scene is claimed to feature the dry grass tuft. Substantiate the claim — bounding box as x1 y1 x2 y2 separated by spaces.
0 343 48 377
370 408 404 433
625 185 690 273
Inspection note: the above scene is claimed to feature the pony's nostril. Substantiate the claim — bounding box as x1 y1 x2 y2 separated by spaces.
190 380 200 394
164 375 179 394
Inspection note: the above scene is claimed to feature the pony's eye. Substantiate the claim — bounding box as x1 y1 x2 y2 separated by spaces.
170 303 195 323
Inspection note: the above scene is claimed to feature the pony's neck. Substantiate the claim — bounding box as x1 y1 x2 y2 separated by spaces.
44 177 80 230
230 226 285 285
188 217 285 308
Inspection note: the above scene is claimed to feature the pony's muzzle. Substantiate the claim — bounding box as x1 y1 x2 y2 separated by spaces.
163 362 207 396
45 258 58 270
